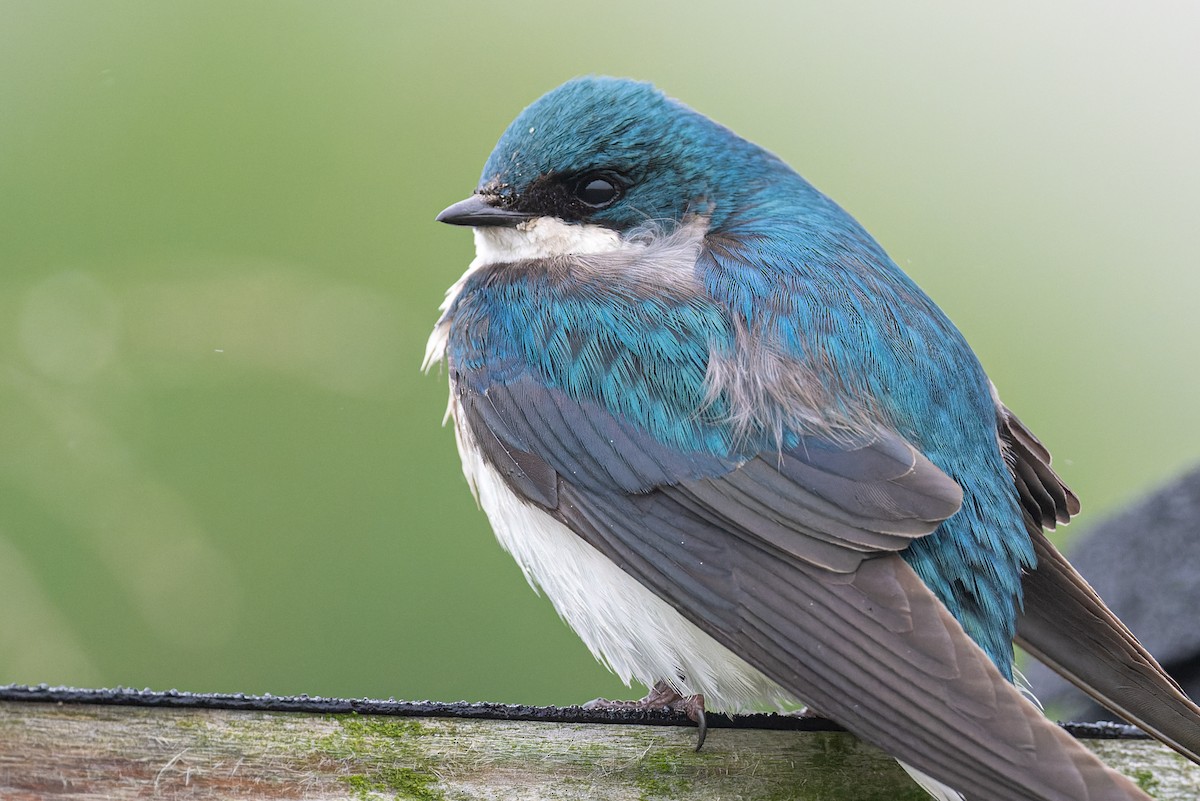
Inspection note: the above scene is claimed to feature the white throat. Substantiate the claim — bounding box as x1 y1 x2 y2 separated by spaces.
473 216 624 265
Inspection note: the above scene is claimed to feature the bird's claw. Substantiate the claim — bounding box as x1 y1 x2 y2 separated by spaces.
681 695 708 751
585 680 709 750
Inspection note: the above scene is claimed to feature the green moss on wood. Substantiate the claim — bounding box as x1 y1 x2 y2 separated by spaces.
632 745 694 799
342 767 444 801
323 713 445 800
1132 767 1161 797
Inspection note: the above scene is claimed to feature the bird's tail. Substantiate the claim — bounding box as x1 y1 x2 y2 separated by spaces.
1000 401 1200 764
1017 526 1200 765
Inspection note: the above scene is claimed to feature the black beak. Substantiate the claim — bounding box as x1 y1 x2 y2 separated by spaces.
436 194 536 228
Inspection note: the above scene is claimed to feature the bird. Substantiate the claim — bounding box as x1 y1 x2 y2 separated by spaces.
425 76 1200 800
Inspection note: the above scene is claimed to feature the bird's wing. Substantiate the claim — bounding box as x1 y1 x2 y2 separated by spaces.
459 373 1149 801
1004 406 1200 763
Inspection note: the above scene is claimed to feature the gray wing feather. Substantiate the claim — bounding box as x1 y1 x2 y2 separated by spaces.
459 375 733 495
560 483 1147 801
461 378 1151 800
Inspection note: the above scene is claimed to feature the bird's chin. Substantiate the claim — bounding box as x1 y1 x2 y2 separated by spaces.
472 216 625 266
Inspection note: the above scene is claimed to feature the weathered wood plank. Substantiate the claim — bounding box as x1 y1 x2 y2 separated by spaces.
0 699 1195 800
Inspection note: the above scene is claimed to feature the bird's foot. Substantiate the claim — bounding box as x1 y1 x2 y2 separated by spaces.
585 680 709 750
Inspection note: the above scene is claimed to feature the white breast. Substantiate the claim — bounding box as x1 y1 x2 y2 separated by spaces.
450 397 796 713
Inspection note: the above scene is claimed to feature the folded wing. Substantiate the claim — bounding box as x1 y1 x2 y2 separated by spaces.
458 372 1151 801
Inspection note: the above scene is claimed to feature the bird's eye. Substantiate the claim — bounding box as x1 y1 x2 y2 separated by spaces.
574 174 622 208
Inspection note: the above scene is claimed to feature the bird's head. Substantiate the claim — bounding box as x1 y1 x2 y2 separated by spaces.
437 76 794 246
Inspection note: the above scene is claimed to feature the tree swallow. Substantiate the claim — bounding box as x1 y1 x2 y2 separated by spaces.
426 77 1200 800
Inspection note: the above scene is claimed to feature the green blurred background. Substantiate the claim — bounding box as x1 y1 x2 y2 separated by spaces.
1 1 1197 706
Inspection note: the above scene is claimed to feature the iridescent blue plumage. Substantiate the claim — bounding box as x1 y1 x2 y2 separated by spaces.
451 76 1032 672
432 77 1193 801
447 265 735 455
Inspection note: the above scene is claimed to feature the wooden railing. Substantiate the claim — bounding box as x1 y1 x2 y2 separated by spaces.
1 686 1196 799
